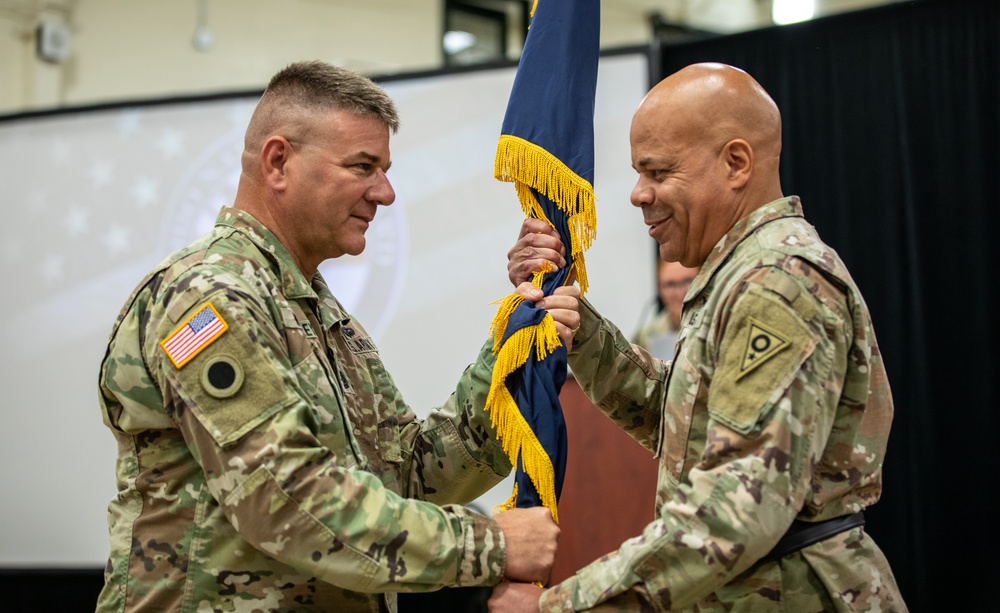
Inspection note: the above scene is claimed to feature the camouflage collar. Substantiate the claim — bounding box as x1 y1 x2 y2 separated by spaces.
215 207 317 300
311 273 352 326
687 196 804 300
215 208 351 327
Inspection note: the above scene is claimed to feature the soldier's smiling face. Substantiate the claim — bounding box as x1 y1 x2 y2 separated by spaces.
629 106 733 268
281 108 395 269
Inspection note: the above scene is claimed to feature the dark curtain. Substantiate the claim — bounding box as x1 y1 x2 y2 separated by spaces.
656 0 998 610
0 568 104 612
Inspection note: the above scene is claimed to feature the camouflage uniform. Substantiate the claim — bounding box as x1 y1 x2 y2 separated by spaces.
97 208 511 612
540 197 906 612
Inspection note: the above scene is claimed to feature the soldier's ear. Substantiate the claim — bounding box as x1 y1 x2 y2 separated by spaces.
721 139 753 189
261 136 292 191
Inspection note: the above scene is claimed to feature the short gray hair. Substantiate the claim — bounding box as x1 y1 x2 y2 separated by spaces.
245 60 399 152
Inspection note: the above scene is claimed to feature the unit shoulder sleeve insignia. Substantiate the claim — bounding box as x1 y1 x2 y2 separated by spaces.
710 286 817 434
739 317 790 379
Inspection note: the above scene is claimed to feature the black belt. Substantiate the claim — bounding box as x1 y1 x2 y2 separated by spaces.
760 511 865 564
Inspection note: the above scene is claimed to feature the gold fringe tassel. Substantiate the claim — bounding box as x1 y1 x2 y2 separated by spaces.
488 267 553 353
495 133 597 296
489 293 524 353
493 483 519 515
483 317 562 524
488 109 598 524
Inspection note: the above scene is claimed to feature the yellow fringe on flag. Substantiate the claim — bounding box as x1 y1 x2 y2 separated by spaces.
495 134 598 274
488 85 598 524
489 294 524 353
483 317 562 523
493 482 519 515
489 268 553 352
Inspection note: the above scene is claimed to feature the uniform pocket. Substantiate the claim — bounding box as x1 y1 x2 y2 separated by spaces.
364 356 404 464
659 337 702 491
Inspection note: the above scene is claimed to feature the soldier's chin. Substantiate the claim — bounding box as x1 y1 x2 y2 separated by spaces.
344 239 367 257
658 243 678 263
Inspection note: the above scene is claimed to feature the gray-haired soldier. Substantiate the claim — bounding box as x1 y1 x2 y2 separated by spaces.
97 60 579 612
496 63 907 612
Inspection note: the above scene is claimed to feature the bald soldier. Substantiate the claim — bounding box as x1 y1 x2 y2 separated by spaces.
493 63 907 611
97 61 578 612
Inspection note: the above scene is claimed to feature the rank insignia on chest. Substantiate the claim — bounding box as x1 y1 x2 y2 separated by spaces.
738 316 789 379
161 302 228 368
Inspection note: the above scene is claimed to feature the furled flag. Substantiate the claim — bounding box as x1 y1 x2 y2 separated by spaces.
486 0 600 524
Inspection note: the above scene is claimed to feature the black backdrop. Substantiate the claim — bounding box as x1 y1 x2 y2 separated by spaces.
654 0 998 609
3 1 995 611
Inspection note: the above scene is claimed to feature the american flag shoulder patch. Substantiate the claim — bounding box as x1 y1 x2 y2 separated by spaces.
160 302 229 369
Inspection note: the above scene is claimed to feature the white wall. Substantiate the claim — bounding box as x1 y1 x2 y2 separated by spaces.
1 0 445 114
0 0 892 115
0 51 654 566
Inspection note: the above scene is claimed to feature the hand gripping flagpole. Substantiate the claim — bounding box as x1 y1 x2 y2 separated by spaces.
486 0 600 525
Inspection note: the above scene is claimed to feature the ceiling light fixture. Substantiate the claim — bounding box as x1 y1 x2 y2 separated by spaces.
444 30 477 55
192 0 213 52
772 0 815 25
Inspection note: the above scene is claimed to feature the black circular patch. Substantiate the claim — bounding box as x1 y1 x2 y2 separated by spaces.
200 354 244 398
751 334 771 352
207 360 236 389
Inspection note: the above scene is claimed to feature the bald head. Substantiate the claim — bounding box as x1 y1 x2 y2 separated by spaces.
629 63 785 266
638 63 782 170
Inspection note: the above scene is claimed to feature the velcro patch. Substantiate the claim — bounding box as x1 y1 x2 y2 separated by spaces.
709 287 816 434
167 299 294 447
161 302 228 368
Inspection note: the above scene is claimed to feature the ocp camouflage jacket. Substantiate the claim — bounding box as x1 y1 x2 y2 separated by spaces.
540 197 907 612
97 208 511 612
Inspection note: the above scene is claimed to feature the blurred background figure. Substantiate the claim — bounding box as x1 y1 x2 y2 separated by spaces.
634 258 699 359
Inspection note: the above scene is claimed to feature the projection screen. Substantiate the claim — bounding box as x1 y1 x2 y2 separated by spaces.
0 51 654 566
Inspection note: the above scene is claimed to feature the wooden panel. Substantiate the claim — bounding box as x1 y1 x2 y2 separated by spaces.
550 376 659 583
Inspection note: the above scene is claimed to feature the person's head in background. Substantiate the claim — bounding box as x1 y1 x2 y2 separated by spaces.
657 259 699 329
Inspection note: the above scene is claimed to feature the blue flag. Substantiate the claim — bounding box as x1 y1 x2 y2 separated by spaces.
487 0 600 523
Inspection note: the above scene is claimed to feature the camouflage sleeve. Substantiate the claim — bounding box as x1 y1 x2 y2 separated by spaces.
566 298 668 453
399 339 515 506
147 269 506 593
540 267 850 611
